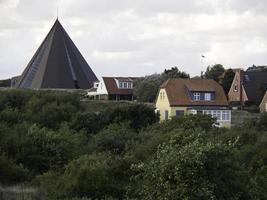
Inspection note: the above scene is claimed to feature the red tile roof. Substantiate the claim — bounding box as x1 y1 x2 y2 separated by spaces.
160 78 228 106
102 77 139 95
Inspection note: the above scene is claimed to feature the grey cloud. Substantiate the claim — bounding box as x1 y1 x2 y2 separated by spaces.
0 0 266 80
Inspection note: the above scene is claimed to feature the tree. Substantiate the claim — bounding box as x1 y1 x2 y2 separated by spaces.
128 130 250 200
133 74 163 102
205 64 225 82
0 153 30 185
134 67 189 102
162 67 190 79
57 154 129 199
221 69 235 94
92 123 136 154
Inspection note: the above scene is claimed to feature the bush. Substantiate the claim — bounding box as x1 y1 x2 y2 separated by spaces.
70 112 107 135
0 154 30 185
128 130 250 200
92 123 136 154
105 104 159 130
57 154 129 199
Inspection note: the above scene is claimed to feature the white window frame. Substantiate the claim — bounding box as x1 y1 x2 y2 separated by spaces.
202 110 231 122
221 110 230 121
204 93 211 101
193 93 200 101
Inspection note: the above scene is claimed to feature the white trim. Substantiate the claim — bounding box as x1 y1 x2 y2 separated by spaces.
193 92 200 100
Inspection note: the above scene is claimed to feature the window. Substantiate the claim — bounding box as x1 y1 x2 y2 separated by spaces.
244 75 250 82
222 111 230 121
203 110 212 115
160 92 162 100
119 81 133 89
189 110 197 115
128 82 132 88
203 110 223 120
234 85 238 92
176 110 184 117
215 111 221 120
164 110 169 120
205 93 211 101
162 92 165 100
193 93 200 100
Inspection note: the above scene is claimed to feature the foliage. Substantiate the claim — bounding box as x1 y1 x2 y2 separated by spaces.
221 68 235 94
162 66 190 79
205 64 225 82
128 130 250 200
57 154 129 200
133 74 163 102
0 153 30 185
0 78 11 87
0 90 266 199
134 67 189 102
92 123 136 154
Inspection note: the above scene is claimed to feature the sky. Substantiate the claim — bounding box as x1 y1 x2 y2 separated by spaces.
0 0 267 79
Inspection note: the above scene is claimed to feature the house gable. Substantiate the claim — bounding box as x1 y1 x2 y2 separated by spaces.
155 88 171 120
260 92 267 113
228 69 267 104
96 78 108 95
228 69 242 102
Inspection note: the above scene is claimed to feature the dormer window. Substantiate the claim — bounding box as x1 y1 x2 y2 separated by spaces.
204 93 211 101
118 81 133 89
193 92 200 101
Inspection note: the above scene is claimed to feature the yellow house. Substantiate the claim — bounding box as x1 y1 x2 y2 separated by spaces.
259 91 267 113
155 78 231 128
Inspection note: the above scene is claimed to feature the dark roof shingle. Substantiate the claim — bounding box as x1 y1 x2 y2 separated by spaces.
16 19 98 89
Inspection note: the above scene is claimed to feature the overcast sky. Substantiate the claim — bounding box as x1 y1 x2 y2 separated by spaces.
0 0 267 79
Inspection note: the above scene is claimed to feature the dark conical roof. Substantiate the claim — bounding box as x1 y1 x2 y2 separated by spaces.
16 19 98 89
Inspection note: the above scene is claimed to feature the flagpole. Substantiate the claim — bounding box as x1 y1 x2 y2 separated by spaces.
201 55 205 78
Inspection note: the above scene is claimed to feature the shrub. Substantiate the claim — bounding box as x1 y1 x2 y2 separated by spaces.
0 154 30 185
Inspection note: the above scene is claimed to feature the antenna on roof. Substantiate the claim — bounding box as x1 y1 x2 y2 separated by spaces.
201 55 205 78
56 0 61 20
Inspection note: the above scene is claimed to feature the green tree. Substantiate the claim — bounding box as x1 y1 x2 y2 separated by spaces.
129 130 250 200
133 74 163 102
221 69 235 94
162 66 190 79
205 64 225 82
57 154 129 199
92 123 136 154
134 67 189 102
0 153 30 185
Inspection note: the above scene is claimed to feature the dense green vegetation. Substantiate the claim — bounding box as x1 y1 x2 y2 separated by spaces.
133 67 189 102
204 64 235 94
0 90 266 200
